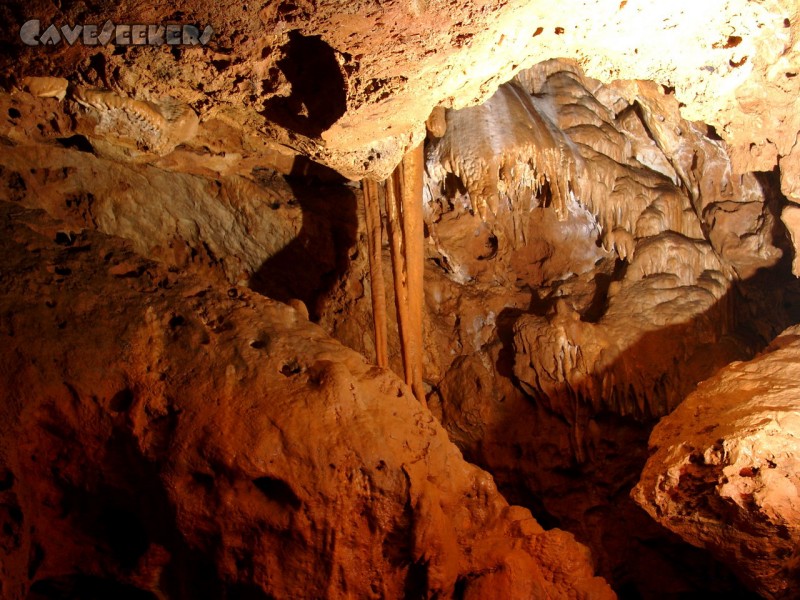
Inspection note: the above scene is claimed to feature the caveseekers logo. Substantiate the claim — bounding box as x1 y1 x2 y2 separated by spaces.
20 20 214 47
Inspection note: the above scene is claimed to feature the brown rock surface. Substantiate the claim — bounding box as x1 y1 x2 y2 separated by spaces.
781 203 800 276
633 324 800 599
422 60 781 425
2 0 800 593
6 49 800 595
432 345 757 598
318 60 800 596
0 201 613 599
1 1 798 182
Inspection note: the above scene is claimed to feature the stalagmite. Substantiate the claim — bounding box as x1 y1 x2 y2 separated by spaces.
362 179 389 368
384 143 427 408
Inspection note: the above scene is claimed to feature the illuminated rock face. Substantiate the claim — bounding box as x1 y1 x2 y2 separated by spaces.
0 201 613 600
782 205 800 276
425 79 578 238
633 324 800 600
318 60 799 596
3 0 798 185
4 49 799 596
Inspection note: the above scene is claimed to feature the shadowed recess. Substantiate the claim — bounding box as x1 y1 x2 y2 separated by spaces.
28 575 158 600
253 476 302 508
262 31 348 138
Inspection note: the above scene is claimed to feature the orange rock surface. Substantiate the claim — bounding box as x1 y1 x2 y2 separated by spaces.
2 0 798 183
2 1 800 597
0 201 613 599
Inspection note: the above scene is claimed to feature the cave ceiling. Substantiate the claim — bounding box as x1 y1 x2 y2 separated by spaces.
2 0 798 187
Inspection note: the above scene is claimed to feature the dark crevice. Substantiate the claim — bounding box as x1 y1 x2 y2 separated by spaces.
28 575 158 600
55 135 94 153
261 31 347 138
253 476 301 509
109 388 134 413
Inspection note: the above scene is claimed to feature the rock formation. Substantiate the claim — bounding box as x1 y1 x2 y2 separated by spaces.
423 60 780 431
370 144 427 406
633 325 800 599
321 61 799 595
3 0 800 598
0 201 613 599
2 0 797 184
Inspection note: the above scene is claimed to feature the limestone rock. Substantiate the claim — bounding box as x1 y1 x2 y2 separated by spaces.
633 324 800 599
2 1 798 180
482 62 778 423
0 96 360 320
781 203 800 276
432 345 755 597
325 60 784 436
0 201 613 599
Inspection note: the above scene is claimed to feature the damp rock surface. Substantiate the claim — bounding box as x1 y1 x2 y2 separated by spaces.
421 60 781 426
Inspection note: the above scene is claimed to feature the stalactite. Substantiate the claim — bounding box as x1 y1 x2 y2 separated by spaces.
425 81 578 254
384 170 410 384
362 179 389 368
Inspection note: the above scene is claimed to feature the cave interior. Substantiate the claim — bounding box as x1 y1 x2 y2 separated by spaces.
1 1 800 599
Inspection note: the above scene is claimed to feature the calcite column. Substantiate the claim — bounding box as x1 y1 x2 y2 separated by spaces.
379 142 427 407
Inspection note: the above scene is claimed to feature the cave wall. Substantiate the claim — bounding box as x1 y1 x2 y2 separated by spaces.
317 59 800 596
634 324 800 600
0 201 614 599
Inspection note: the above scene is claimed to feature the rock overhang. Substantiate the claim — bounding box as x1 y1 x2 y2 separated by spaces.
3 0 798 184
